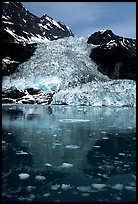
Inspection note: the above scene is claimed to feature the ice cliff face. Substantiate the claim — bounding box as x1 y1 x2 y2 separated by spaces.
2 36 136 107
52 80 136 107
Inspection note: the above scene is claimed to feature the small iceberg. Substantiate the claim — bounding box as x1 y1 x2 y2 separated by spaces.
35 175 46 181
16 150 29 155
59 119 90 123
60 162 74 168
65 145 80 149
91 183 106 190
18 173 30 180
110 183 123 190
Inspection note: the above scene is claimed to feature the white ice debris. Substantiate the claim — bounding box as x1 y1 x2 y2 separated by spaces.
16 150 29 155
45 163 52 167
59 119 90 123
51 184 60 190
61 184 71 190
18 173 30 180
125 186 136 191
77 186 92 192
110 183 123 190
65 145 80 149
91 183 106 190
35 175 46 181
60 162 74 168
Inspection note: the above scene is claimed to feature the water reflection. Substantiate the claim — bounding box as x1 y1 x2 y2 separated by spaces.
2 104 136 202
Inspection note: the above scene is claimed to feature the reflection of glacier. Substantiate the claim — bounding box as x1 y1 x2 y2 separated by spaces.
2 105 136 172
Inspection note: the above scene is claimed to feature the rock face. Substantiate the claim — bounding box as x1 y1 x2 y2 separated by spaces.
2 2 74 77
2 2 74 42
87 30 136 80
2 88 55 105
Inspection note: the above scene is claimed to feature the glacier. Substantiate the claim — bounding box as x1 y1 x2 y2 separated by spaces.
2 36 136 107
51 80 136 107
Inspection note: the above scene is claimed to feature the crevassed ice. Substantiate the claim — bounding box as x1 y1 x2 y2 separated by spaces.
52 79 136 107
2 36 136 107
2 36 108 92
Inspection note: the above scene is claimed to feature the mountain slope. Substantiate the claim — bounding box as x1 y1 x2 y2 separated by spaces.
2 2 74 77
2 2 74 42
87 30 136 80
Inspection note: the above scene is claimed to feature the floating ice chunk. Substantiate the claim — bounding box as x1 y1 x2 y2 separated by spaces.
19 173 30 180
128 127 133 129
45 163 52 167
81 193 90 197
27 194 35 201
59 119 90 123
102 136 109 140
91 184 106 190
111 184 123 190
118 153 125 156
125 186 136 191
53 134 57 137
51 184 60 190
94 145 101 148
65 145 80 149
132 175 136 180
77 186 92 192
115 196 121 201
53 142 61 146
35 175 46 181
101 131 107 134
60 162 74 168
43 192 51 197
16 150 29 155
26 186 36 192
61 184 71 190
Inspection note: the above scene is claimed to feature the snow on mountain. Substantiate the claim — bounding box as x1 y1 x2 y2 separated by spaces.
2 2 74 43
2 36 136 107
87 30 136 80
2 2 74 77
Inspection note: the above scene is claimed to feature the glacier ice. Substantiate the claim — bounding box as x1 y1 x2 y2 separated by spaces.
2 36 108 92
2 36 136 107
52 80 136 107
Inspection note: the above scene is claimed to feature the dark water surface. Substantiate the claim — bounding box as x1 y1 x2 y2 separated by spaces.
2 104 136 202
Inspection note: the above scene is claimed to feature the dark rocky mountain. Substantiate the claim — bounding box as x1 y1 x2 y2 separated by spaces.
87 30 136 80
2 2 74 76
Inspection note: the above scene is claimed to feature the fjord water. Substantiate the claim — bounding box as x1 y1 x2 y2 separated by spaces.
2 104 136 202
